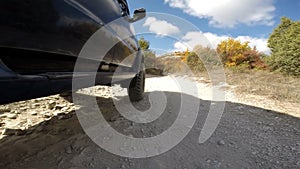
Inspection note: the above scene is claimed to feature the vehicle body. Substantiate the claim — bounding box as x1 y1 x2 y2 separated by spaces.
0 0 146 104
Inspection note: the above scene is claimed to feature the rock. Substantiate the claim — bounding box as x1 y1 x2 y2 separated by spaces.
58 114 72 120
0 114 7 118
127 134 134 138
65 146 72 154
19 107 28 111
16 129 26 136
61 107 69 112
217 140 225 146
53 111 64 116
30 111 38 116
41 111 51 118
41 111 49 114
42 114 51 118
2 128 16 136
55 104 67 110
48 100 56 110
19 126 27 131
7 113 18 119
2 128 25 136
32 103 40 107
0 107 11 113
13 110 21 114
89 162 95 168
290 146 296 151
30 103 40 109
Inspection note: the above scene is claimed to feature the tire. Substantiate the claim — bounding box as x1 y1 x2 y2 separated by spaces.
128 69 145 102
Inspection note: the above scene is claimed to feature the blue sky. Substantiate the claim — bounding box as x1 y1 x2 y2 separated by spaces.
126 0 300 55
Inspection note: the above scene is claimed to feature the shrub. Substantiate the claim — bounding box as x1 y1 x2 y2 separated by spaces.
217 38 266 70
186 52 206 72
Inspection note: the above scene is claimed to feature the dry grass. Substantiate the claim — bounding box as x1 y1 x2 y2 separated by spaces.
157 56 300 105
225 69 300 104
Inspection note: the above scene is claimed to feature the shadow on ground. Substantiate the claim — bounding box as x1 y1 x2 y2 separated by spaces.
0 92 299 169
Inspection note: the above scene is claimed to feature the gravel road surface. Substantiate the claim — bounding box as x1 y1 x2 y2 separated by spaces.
0 76 299 169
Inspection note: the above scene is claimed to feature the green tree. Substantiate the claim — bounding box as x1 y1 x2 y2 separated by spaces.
138 37 150 50
138 37 160 69
268 17 300 76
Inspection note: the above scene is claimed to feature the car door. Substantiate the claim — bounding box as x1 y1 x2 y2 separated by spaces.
110 0 140 68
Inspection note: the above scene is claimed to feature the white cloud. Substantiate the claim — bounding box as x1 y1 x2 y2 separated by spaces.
164 0 276 27
236 36 270 54
174 32 211 51
174 31 270 54
143 17 180 36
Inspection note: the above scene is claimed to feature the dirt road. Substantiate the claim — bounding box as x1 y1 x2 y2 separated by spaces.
0 76 299 169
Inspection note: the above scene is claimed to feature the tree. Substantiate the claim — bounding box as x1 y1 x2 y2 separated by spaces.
243 48 267 69
217 38 251 67
216 38 266 69
138 36 152 68
138 37 150 50
138 37 160 69
181 48 190 62
268 17 300 76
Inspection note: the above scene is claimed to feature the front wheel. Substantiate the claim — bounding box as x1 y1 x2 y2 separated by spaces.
128 70 145 102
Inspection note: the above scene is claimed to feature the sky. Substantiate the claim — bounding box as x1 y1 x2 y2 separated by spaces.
126 0 300 55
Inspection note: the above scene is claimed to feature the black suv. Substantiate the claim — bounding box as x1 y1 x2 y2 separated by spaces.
0 0 146 104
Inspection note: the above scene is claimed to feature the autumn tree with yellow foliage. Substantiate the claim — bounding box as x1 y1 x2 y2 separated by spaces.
217 38 250 67
180 48 190 62
216 38 266 69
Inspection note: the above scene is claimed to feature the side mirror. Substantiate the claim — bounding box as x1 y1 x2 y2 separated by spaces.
129 8 146 23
